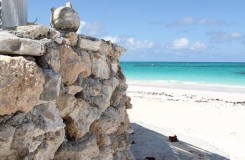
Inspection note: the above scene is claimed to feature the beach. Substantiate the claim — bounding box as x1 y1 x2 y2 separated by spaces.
127 82 245 160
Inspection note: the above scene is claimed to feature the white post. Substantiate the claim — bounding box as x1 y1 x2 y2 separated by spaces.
0 0 27 29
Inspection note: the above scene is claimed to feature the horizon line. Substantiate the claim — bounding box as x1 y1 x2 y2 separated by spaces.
120 61 245 63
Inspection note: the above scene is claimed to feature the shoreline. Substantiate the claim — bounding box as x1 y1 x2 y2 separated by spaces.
127 82 245 160
127 81 245 94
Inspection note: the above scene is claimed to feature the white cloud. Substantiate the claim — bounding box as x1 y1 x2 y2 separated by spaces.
207 31 244 42
167 17 225 27
103 35 155 50
170 38 206 51
190 41 207 51
77 21 104 36
171 38 189 50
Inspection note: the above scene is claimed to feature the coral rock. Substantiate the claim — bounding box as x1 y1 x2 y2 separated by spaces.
0 32 45 56
0 55 45 116
59 45 85 85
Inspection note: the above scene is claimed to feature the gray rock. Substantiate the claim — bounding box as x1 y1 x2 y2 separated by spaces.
15 25 49 39
82 78 119 112
0 32 45 56
0 125 16 159
54 134 99 160
37 45 61 73
91 53 110 79
64 99 100 139
49 28 61 39
111 61 119 73
110 83 128 107
56 94 77 118
78 36 102 52
0 102 65 159
0 55 45 116
54 37 64 44
40 69 61 101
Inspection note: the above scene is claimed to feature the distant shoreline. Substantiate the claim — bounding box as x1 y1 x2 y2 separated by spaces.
127 81 245 94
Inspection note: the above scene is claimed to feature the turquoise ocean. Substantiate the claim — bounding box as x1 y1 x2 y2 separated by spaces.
120 62 245 87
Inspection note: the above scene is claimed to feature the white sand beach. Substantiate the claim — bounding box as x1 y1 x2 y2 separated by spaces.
127 82 245 160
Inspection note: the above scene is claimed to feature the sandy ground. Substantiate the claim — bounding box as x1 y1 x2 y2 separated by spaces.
127 83 245 160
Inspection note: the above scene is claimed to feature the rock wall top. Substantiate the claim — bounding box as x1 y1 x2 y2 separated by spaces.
0 3 133 160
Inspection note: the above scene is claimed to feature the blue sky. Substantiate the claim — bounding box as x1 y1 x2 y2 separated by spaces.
28 0 245 62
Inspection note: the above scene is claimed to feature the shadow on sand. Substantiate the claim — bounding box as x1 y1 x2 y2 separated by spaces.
129 123 229 160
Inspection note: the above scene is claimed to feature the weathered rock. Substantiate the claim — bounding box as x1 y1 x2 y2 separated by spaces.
125 96 133 109
49 28 61 39
77 50 92 78
54 37 64 44
102 106 126 134
91 53 110 79
78 36 102 52
110 83 128 107
65 32 78 46
27 128 65 160
51 3 80 32
59 45 85 85
37 45 61 73
114 45 126 59
0 125 16 159
64 99 100 139
0 55 45 116
0 102 65 159
100 40 114 57
55 134 99 160
67 85 83 95
15 25 49 39
111 61 119 73
82 78 119 111
40 69 61 101
56 94 76 118
0 32 45 56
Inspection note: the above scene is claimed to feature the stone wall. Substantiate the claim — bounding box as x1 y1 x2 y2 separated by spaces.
0 24 133 160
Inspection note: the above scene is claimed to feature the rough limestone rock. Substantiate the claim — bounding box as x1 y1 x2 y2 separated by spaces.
0 6 133 158
59 45 85 85
51 3 80 32
0 55 45 116
56 93 77 118
79 36 102 52
15 25 49 39
65 32 78 46
40 69 61 101
66 85 83 95
91 53 111 79
64 99 100 139
37 44 61 73
0 32 45 56
0 102 65 159
55 134 99 160
77 50 92 78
